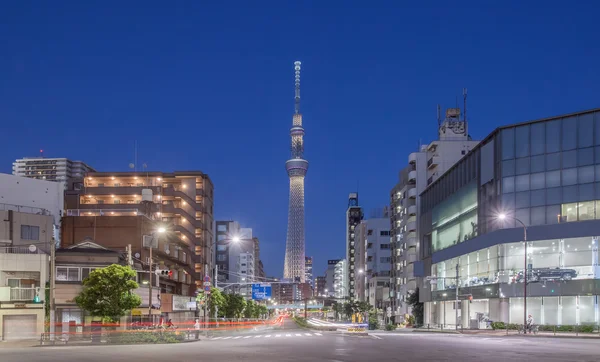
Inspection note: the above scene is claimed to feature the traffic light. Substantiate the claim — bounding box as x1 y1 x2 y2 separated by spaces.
155 269 171 277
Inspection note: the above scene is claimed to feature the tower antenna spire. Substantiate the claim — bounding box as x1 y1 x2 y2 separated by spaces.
294 61 301 114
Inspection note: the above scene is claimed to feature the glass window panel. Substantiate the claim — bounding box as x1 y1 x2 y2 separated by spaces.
546 153 560 171
530 189 546 207
510 298 524 324
562 116 577 150
562 202 578 222
578 201 595 220
546 205 560 224
578 148 594 166
578 166 595 184
546 187 562 205
502 193 515 210
530 172 545 190
531 122 545 155
515 208 530 226
515 191 530 208
596 112 600 145
578 113 594 148
595 146 600 164
579 296 595 325
562 150 577 168
578 183 595 202
546 120 561 153
562 186 578 203
501 128 515 160
561 168 577 186
546 170 561 188
502 160 515 177
67 268 79 281
515 125 530 158
502 177 515 193
515 175 529 192
515 157 530 175
530 155 545 173
561 296 577 325
531 206 546 225
597 200 600 219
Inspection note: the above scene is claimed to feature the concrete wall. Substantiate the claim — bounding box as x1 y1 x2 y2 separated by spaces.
0 211 54 246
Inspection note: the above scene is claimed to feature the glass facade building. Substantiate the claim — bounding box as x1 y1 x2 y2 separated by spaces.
417 108 600 328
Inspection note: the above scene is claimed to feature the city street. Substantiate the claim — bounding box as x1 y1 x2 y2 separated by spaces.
1 318 599 361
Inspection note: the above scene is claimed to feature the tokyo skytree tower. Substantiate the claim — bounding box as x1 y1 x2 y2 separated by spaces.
283 61 308 282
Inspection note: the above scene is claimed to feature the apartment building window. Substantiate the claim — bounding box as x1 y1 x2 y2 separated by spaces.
380 257 391 263
114 183 121 187
113 200 121 204
380 230 390 236
217 255 226 261
21 225 40 240
217 245 227 251
367 229 373 236
81 267 97 280
380 244 390 250
56 267 79 281
182 252 187 262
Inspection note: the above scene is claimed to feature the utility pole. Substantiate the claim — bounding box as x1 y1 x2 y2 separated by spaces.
455 264 459 330
304 298 308 319
148 243 153 322
49 238 56 341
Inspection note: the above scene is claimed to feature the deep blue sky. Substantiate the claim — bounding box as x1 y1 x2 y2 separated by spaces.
1 1 599 278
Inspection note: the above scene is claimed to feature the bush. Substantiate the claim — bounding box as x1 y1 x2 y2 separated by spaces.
490 322 505 330
368 311 379 330
110 330 185 344
557 325 574 332
293 317 308 328
579 325 595 333
385 324 396 331
506 323 520 330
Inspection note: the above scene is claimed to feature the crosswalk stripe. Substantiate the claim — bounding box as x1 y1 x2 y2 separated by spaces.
304 333 312 336
275 334 281 337
254 335 262 338
295 333 302 336
212 337 222 340
314 333 322 336
265 335 272 338
233 336 242 339
286 334 292 337
222 337 232 340
243 336 252 339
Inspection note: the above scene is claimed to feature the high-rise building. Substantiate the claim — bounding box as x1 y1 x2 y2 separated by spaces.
13 156 95 183
325 259 340 297
215 220 240 285
390 106 479 322
284 61 308 283
346 193 363 300
417 107 600 329
334 259 347 300
62 171 214 295
315 276 326 297
305 256 313 288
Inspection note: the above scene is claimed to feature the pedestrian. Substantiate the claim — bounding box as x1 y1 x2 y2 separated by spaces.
194 319 200 340
526 314 534 334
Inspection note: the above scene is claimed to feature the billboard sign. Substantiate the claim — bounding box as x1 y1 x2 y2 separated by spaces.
251 283 272 300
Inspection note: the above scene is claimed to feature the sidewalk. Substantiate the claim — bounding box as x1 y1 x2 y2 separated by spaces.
411 328 600 339
0 340 38 349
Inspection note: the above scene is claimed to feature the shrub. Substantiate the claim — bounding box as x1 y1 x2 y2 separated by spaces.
579 325 595 333
385 324 397 331
506 323 520 330
557 325 574 332
490 322 505 330
368 311 379 330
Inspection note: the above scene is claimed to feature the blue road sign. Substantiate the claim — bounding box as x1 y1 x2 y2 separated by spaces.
251 283 272 300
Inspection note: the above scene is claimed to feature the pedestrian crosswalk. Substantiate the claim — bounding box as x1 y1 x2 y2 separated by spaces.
210 332 323 341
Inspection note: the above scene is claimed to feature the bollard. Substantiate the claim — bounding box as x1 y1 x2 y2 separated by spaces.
553 325 556 336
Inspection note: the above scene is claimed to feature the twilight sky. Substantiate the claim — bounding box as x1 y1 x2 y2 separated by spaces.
1 1 599 278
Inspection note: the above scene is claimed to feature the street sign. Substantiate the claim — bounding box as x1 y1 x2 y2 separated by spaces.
251 283 272 300
387 311 392 317
204 285 211 291
204 275 211 282
186 301 197 309
386 307 392 312
203 281 211 287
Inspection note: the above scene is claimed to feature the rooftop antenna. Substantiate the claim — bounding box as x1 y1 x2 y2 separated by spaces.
40 149 44 158
437 104 441 127
294 61 301 114
463 88 468 136
134 140 138 172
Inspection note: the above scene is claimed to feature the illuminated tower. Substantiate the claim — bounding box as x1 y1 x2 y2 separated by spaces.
283 61 308 282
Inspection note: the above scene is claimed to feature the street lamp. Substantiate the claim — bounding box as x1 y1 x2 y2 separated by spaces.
497 213 528 333
147 226 166 321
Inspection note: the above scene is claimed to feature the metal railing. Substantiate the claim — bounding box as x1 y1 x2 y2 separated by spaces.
0 203 50 215
0 246 46 254
10 287 37 301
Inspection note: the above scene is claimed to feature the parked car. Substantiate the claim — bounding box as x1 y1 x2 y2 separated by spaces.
516 267 577 282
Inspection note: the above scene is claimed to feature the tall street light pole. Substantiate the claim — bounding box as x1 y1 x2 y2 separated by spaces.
146 227 166 322
497 214 528 333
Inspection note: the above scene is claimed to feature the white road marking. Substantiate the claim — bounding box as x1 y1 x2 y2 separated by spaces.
371 334 382 340
286 334 292 337
295 333 302 337
212 337 222 340
222 337 232 340
243 336 252 339
254 335 262 338
304 333 312 336
233 336 242 339
265 335 272 338
314 333 323 336
275 334 282 337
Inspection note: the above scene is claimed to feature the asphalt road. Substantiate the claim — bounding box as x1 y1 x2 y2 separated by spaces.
1 317 599 361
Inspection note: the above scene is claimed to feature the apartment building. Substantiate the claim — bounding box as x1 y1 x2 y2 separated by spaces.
315 276 326 297
361 215 392 309
346 193 363 300
62 171 214 295
334 259 347 300
390 107 478 322
324 259 340 297
417 108 600 329
13 157 95 183
305 256 313 288
0 206 51 340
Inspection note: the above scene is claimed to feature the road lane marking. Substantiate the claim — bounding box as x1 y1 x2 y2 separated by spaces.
265 335 272 338
212 337 222 340
314 333 322 336
222 337 232 340
243 336 252 339
295 333 302 336
254 335 262 338
371 334 382 340
304 333 312 336
286 334 292 337
233 336 242 339
275 334 281 337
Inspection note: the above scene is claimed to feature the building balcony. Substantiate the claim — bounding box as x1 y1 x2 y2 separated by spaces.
408 152 418 165
162 203 205 229
0 287 39 302
408 170 417 183
407 205 417 216
405 249 418 264
82 185 162 196
405 236 417 248
406 221 417 232
67 208 148 217
408 187 417 199
427 156 440 169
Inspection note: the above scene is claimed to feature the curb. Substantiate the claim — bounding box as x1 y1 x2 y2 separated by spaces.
35 339 203 347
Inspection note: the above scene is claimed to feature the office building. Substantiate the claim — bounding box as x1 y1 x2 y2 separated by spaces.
62 171 214 295
346 193 363 300
417 108 600 328
283 61 308 283
13 156 95 183
360 213 392 309
315 276 326 297
334 259 347 300
305 256 313 288
390 107 478 322
325 259 340 297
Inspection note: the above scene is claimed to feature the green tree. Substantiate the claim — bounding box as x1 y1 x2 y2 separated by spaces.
223 294 246 318
332 302 343 321
407 288 424 326
208 287 226 317
257 304 268 318
244 300 255 318
74 264 141 322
